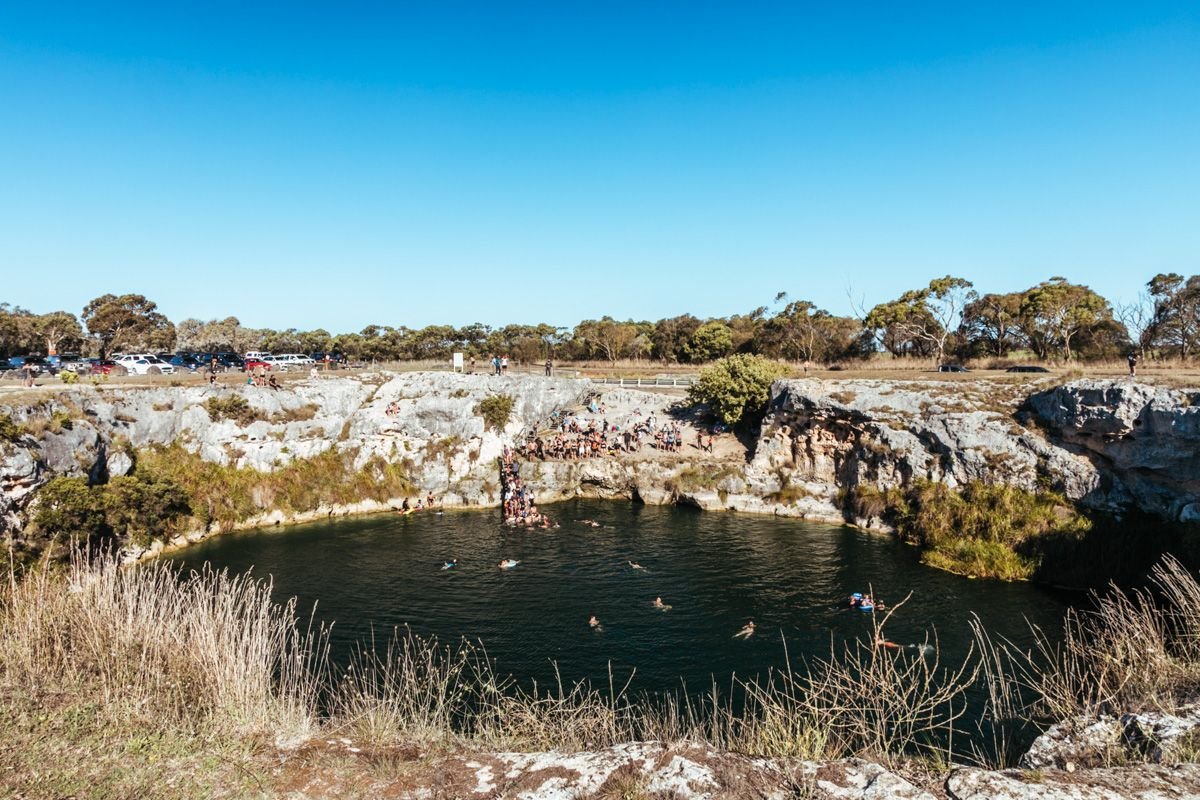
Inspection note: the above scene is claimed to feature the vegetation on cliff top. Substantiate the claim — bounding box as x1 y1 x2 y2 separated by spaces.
688 354 789 427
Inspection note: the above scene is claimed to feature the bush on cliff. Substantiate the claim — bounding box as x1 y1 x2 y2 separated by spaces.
204 394 265 425
0 412 26 443
136 442 414 529
476 393 515 431
851 480 1091 580
688 354 789 428
31 473 192 551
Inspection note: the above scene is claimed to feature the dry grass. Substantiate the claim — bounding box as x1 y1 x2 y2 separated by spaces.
969 556 1200 768
5 551 1198 794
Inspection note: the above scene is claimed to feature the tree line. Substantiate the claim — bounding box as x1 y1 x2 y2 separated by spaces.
2 273 1197 365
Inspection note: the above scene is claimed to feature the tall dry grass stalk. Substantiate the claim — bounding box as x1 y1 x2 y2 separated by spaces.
19 552 1198 769
1 552 326 744
969 555 1200 768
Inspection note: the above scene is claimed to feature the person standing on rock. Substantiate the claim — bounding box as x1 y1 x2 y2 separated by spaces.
1128 352 1138 377
545 358 552 377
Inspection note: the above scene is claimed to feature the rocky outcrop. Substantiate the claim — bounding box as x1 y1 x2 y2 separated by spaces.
0 373 591 542
1025 381 1200 520
285 737 1200 799
2 375 1197 554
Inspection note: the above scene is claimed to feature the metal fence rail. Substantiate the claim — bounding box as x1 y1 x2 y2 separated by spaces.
589 376 696 387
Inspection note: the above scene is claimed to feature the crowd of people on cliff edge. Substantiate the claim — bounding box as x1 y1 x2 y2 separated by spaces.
500 445 556 528
521 406 714 462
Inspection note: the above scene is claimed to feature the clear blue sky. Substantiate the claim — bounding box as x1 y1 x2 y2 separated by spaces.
1 2 1197 332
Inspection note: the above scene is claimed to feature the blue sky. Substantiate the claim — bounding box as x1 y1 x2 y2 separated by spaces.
1 2 1198 332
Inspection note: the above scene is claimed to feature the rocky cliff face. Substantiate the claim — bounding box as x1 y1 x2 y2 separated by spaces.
520 377 1199 530
0 372 591 542
2 374 1197 554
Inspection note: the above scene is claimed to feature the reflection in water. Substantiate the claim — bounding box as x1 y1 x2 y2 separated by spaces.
173 499 1069 695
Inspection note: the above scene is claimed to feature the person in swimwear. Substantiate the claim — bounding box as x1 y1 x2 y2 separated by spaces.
734 620 756 639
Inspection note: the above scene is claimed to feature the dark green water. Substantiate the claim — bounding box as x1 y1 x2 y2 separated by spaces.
172 500 1071 695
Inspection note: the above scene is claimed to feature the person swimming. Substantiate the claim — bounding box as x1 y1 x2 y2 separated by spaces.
628 561 645 570
652 596 672 611
734 620 756 639
441 559 458 570
588 615 603 632
498 559 520 569
580 519 601 527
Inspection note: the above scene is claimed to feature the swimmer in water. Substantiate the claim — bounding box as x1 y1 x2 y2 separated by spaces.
580 519 601 527
441 559 458 570
628 561 645 570
734 620 756 639
588 615 602 631
652 596 672 611
499 559 520 570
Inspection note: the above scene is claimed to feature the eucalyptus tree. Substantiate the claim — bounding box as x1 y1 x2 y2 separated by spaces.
865 276 974 363
1016 278 1114 361
81 294 174 357
683 321 735 362
959 292 1024 357
32 311 83 356
1147 273 1200 359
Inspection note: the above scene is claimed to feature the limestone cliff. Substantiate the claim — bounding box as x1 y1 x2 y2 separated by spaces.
1 374 1197 559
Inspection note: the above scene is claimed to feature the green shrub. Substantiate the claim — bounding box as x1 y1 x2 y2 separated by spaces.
687 354 789 427
31 473 192 551
203 394 264 425
59 369 79 384
850 478 1090 580
0 412 27 443
475 394 515 431
136 443 414 529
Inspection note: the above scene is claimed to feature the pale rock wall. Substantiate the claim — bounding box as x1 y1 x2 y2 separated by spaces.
2 374 1197 548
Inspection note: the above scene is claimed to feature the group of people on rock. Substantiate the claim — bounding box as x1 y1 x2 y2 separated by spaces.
521 407 713 461
500 446 555 528
490 355 510 376
244 370 281 390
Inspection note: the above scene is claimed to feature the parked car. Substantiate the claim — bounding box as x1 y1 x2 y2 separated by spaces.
309 352 346 368
938 364 969 373
1006 365 1050 373
260 355 290 371
168 354 204 372
245 351 272 362
51 354 90 373
244 357 272 372
115 354 176 375
90 359 126 376
276 353 315 367
215 352 245 371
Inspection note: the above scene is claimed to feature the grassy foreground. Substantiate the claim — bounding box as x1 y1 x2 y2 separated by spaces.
2 550 1198 797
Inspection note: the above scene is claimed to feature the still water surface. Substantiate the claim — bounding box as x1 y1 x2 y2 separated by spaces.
174 500 1069 693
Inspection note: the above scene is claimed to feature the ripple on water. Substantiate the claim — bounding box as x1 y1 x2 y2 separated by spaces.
172 499 1069 694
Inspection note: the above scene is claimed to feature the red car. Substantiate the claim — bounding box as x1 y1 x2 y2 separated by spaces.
90 359 125 375
244 357 272 372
